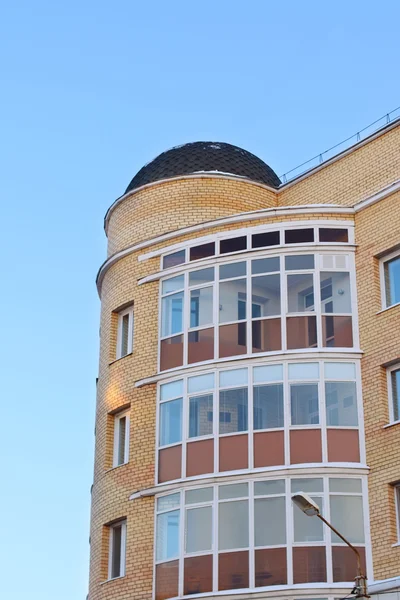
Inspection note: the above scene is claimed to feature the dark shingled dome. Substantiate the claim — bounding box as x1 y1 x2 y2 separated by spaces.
125 141 281 193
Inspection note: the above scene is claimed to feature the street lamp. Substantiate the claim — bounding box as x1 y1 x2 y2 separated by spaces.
291 492 369 598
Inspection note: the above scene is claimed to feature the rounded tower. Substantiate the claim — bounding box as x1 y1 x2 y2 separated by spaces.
89 141 369 600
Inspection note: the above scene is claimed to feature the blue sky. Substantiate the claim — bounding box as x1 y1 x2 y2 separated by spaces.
0 1 399 598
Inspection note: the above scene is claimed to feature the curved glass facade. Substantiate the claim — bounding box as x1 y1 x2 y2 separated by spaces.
159 251 355 371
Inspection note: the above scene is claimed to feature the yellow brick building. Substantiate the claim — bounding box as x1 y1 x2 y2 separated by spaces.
89 126 400 600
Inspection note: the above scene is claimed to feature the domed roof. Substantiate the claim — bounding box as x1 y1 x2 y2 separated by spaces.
125 141 281 193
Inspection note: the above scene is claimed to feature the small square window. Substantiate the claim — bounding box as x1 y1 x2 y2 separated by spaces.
116 306 134 359
108 520 127 580
113 410 130 467
387 364 400 423
381 250 400 309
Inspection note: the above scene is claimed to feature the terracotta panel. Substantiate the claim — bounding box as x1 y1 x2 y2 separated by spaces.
290 429 322 464
218 551 249 591
322 315 353 347
160 335 183 371
254 431 284 467
252 318 282 352
155 561 179 600
255 548 287 587
327 429 360 462
184 555 213 595
332 546 366 582
219 435 248 472
219 323 247 358
186 438 214 477
158 445 182 483
293 547 327 583
287 316 317 349
188 327 214 363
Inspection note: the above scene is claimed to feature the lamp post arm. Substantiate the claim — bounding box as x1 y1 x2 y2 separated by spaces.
317 513 363 578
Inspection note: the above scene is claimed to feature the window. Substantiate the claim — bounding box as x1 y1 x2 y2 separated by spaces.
108 520 126 580
154 476 367 598
381 250 400 309
160 252 355 370
157 361 360 482
387 364 400 423
394 484 400 542
113 410 130 467
116 306 134 359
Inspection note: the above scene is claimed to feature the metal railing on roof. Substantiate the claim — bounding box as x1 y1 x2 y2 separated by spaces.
280 106 400 184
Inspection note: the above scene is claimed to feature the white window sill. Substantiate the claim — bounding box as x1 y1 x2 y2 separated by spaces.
100 575 125 585
392 542 400 547
106 461 129 473
377 301 400 315
383 421 400 430
109 352 133 366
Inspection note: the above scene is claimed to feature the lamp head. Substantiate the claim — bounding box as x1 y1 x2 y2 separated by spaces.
291 492 320 516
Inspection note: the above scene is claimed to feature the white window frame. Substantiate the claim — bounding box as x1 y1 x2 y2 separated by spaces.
380 249 400 310
387 363 400 424
394 484 400 543
116 305 134 359
108 520 127 580
113 410 130 467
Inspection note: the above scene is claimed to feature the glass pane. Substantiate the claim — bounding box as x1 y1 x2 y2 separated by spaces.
218 500 249 549
220 236 247 254
289 363 319 380
161 293 183 337
158 493 180 512
319 228 348 243
156 510 180 560
117 416 126 465
255 548 287 586
254 364 283 383
163 250 185 269
162 275 184 295
255 497 286 545
220 368 248 387
330 496 364 543
160 335 183 371
219 279 247 323
189 394 213 438
288 273 314 312
218 551 249 590
219 323 247 358
291 478 323 493
219 388 248 434
188 328 214 364
121 313 129 356
385 255 400 306
252 256 280 275
190 242 215 261
186 488 213 504
285 228 314 244
186 506 212 552
219 261 246 279
111 525 122 578
291 383 319 425
160 380 183 401
252 231 280 249
329 478 362 493
322 315 353 347
325 362 356 379
252 318 282 353
254 479 285 495
254 384 284 429
287 316 317 349
219 483 249 499
156 561 178 600
190 287 213 328
188 373 215 393
325 381 358 426
160 399 182 446
184 555 212 595
293 547 326 583
189 267 214 286
285 255 315 270
252 274 280 317
320 272 351 313
294 497 323 541
392 369 400 421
